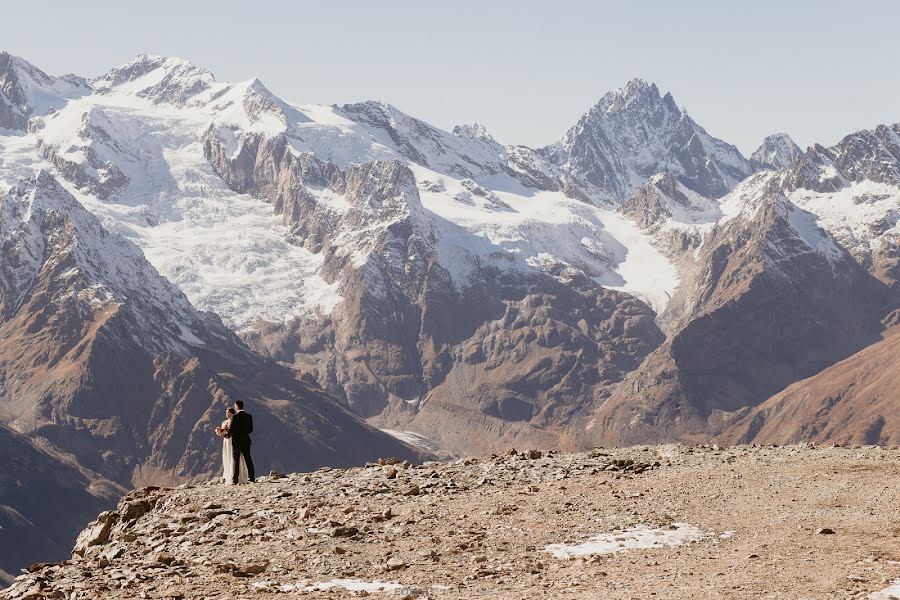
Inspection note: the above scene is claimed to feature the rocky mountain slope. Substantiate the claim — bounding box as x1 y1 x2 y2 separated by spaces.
0 171 419 484
0 423 120 584
586 171 893 445
721 324 900 446
3 445 898 599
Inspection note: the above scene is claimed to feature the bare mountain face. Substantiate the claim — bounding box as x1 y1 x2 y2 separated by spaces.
750 133 802 170
0 424 120 584
720 325 900 446
2 51 899 464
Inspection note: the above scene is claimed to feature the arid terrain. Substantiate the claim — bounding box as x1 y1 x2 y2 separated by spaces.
4 445 899 600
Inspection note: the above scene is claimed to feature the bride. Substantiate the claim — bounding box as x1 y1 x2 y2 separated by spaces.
215 407 248 484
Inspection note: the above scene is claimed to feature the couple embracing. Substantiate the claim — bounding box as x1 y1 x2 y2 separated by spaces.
214 400 255 484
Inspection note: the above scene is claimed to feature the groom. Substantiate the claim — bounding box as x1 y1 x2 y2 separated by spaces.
229 400 255 483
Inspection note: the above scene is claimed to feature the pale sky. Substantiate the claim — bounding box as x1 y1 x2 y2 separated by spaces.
6 0 899 154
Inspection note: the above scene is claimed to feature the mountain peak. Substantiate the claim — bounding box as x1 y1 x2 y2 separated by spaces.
92 53 216 106
750 133 802 170
0 52 87 129
596 78 668 114
547 79 752 200
452 122 497 143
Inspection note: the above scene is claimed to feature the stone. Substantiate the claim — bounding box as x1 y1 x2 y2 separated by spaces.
243 563 267 574
331 526 359 538
72 512 118 556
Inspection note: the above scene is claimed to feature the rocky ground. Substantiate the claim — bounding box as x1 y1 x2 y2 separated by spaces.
3 445 899 600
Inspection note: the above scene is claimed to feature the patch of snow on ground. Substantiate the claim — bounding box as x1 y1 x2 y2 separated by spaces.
870 579 900 599
253 579 405 593
545 523 708 559
382 429 442 455
252 579 449 595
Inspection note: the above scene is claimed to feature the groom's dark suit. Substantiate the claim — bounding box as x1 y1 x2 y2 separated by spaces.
229 410 255 483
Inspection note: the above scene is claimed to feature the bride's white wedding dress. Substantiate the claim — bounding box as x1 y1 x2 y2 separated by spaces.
221 419 248 484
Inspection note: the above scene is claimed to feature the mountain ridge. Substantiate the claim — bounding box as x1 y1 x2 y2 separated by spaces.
3 50 900 581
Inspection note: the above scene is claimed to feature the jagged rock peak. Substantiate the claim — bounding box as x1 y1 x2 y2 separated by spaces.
452 122 497 143
595 77 678 114
545 78 753 200
750 133 802 170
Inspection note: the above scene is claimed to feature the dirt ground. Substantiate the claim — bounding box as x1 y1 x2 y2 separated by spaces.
4 444 899 599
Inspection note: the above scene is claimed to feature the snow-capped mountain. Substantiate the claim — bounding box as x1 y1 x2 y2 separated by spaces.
0 171 420 484
750 133 802 170
541 79 755 201
2 50 899 459
588 170 890 445
0 51 89 130
783 125 900 289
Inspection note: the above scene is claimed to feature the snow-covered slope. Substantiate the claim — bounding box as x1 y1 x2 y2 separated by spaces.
0 170 211 354
0 51 89 130
1 57 340 331
1 54 728 332
780 125 900 288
